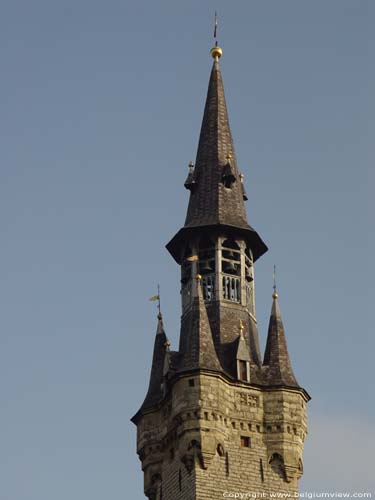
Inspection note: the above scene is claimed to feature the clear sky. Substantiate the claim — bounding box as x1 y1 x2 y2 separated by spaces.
0 1 373 498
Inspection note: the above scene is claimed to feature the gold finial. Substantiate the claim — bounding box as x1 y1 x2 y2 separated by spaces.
196 273 202 282
226 152 232 161
239 319 244 336
210 45 223 60
188 161 194 171
272 265 278 299
239 172 244 183
164 339 171 350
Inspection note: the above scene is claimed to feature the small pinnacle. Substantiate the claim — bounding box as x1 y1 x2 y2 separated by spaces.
239 319 244 337
196 274 202 281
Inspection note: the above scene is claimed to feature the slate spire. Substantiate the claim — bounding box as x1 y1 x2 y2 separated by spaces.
179 275 222 372
167 50 267 263
184 57 248 229
139 313 169 411
263 290 299 387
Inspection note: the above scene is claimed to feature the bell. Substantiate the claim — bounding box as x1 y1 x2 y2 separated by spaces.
181 274 189 284
226 250 235 259
245 267 253 279
223 260 237 273
200 261 213 274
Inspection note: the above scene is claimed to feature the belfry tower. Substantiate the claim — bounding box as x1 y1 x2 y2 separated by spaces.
132 42 310 500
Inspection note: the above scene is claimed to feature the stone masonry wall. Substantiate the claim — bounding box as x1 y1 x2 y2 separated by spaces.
136 372 307 500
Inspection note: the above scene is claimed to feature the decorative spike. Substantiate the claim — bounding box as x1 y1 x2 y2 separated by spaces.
184 161 197 191
239 172 248 201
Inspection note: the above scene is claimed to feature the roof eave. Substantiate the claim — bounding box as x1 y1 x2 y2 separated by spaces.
166 224 268 264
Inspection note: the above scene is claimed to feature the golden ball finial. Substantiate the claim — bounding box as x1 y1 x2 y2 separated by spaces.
196 274 202 282
272 291 279 299
210 45 223 60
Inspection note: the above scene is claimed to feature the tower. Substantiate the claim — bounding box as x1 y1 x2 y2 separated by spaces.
131 42 310 500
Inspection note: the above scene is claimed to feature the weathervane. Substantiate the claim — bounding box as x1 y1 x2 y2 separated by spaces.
214 11 218 46
210 12 223 61
149 284 161 315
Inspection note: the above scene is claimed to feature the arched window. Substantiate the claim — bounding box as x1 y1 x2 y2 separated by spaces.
222 239 240 276
198 237 215 275
181 247 193 284
195 237 216 302
238 360 249 381
245 247 253 282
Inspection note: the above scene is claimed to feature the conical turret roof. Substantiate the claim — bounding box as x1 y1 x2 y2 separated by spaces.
263 293 299 387
138 313 169 411
167 54 267 264
179 276 222 372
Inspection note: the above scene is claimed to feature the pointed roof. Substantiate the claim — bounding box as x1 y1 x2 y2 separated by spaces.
184 60 247 229
235 323 251 361
248 318 262 366
167 52 267 264
138 313 169 412
263 292 299 387
179 276 222 372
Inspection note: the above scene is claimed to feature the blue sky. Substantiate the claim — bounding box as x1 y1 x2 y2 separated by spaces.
0 1 373 498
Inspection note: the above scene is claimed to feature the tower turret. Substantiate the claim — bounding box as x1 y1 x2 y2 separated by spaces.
132 40 310 500
167 50 266 380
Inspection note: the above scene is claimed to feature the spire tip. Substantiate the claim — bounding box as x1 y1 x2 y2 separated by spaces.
272 265 278 299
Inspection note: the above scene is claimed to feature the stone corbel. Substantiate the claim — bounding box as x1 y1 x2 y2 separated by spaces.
199 433 216 469
181 451 195 473
283 450 303 483
144 468 162 499
181 438 205 473
145 486 157 500
283 464 299 483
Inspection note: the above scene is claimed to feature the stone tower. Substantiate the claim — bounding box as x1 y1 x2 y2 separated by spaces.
131 43 310 500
